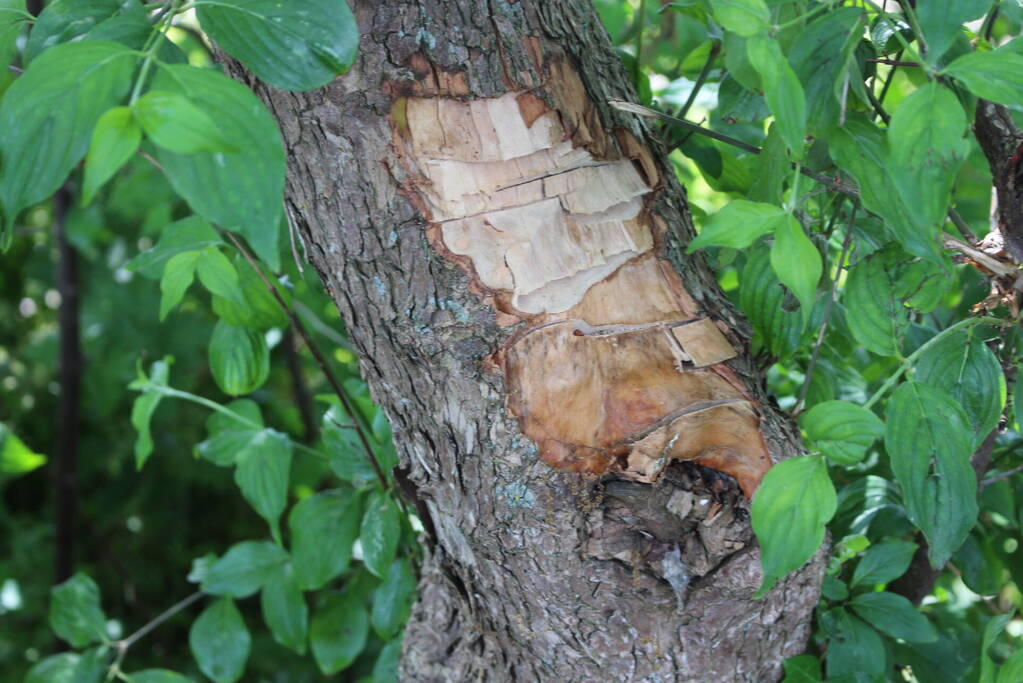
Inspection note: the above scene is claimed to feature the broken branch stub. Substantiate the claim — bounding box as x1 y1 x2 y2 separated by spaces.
391 64 772 497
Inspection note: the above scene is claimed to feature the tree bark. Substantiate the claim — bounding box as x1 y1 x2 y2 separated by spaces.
220 1 824 680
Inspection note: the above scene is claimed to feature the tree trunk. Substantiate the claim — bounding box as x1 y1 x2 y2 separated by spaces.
221 1 824 679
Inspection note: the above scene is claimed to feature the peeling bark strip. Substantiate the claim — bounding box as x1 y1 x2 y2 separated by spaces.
393 67 771 496
218 1 824 680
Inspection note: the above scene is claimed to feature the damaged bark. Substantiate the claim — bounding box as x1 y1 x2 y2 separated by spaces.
219 1 824 680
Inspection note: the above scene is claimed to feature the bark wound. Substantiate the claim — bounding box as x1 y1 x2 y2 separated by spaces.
391 61 771 498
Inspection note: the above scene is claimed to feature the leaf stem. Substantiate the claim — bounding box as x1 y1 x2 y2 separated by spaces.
674 41 720 121
107 591 204 681
129 0 181 105
863 316 1004 410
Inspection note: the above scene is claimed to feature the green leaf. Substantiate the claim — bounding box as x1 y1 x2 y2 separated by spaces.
82 106 141 206
0 422 46 477
824 608 887 678
310 592 369 675
25 653 85 683
211 256 290 330
851 539 917 587
1015 368 1023 431
84 7 187 64
0 1 26 76
980 613 1013 683
782 654 822 682
201 540 287 598
801 401 885 466
289 488 361 590
953 532 1003 595
127 671 194 683
788 8 866 136
944 50 1023 110
914 327 1005 445
159 251 200 320
996 650 1023 683
738 245 806 358
196 247 246 307
887 83 969 256
195 399 265 466
849 591 938 643
323 406 379 484
0 41 135 240
917 0 988 64
711 0 770 37
23 0 122 63
209 320 271 396
360 490 402 578
686 200 783 252
885 382 978 567
134 90 236 154
232 429 292 541
196 0 359 91
371 558 415 639
127 216 222 279
843 247 906 357
260 562 308 655
208 398 263 434
190 598 250 683
150 65 285 269
747 35 806 159
372 638 402 683
770 215 821 323
130 357 172 469
49 572 107 648
752 455 836 596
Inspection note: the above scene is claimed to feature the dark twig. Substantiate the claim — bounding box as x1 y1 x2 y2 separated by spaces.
7 64 21 74
674 41 720 121
283 328 317 442
867 58 920 67
222 231 390 490
981 464 1023 490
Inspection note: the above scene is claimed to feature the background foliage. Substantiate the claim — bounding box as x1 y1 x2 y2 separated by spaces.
3 0 1023 681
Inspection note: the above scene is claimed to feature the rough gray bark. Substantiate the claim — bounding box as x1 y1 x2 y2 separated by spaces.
221 1 824 680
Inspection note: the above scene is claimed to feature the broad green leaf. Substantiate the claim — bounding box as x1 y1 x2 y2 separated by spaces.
190 598 250 683
770 215 821 323
851 539 917 587
372 638 402 683
981 613 1013 683
232 429 292 541
843 247 905 356
917 0 988 64
150 65 285 269
849 591 938 643
49 572 107 648
914 327 1005 445
781 654 822 682
84 7 188 64
371 558 415 639
829 118 939 262
953 532 1003 596
196 247 246 307
738 245 806 358
187 553 218 585
801 401 885 466
752 455 836 596
310 592 369 675
711 0 770 37
289 488 361 590
201 540 288 598
943 51 1023 109
686 200 783 252
887 83 969 257
208 398 264 434
260 562 308 655
127 671 194 683
749 124 786 205
83 106 141 206
25 653 84 683
212 256 290 330
197 0 359 91
127 216 222 278
209 320 271 395
134 90 236 154
0 41 135 242
824 608 887 678
885 382 978 567
360 490 402 578
159 251 200 320
130 357 172 469
0 422 46 477
787 8 866 136
196 429 260 467
23 0 122 63
0 1 26 82
996 650 1023 683
747 35 806 159
821 575 849 602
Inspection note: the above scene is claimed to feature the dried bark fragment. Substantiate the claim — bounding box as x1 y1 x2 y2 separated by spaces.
392 63 771 496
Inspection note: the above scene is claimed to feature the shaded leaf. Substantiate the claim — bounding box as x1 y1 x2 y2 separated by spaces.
289 487 361 590
738 245 806 358
201 540 288 598
782 654 822 682
851 539 917 587
360 490 402 578
944 51 1023 108
917 0 988 64
260 562 308 655
209 320 271 396
310 592 369 675
23 0 122 63
371 558 415 639
82 106 140 205
189 598 250 683
49 573 107 648
232 429 292 541
849 591 938 643
824 608 887 677
134 90 236 154
130 357 172 469
159 251 200 321
801 401 884 466
770 214 821 323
